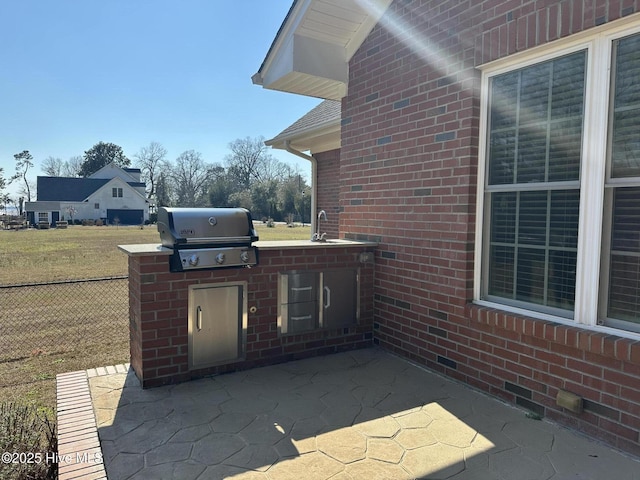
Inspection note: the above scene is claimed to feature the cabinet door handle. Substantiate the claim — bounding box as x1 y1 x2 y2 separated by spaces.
196 306 202 331
324 286 331 309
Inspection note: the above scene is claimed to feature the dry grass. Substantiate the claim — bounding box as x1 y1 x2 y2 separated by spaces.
0 223 310 284
0 222 310 412
0 225 160 284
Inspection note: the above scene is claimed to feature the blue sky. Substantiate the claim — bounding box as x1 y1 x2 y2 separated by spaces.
0 0 318 199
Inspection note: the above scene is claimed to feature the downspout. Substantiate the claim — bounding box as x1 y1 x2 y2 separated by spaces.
284 140 317 237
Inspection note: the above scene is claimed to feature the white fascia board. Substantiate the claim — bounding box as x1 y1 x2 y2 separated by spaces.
266 120 340 153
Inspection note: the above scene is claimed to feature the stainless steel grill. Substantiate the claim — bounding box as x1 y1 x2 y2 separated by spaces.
157 207 258 271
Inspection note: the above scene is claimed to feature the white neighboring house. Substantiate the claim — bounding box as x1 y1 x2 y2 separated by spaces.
25 163 151 226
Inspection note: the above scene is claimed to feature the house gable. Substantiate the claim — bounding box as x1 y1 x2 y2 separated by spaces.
87 177 147 205
89 162 141 183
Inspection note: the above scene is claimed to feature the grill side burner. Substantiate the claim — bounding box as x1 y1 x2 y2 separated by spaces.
158 207 259 271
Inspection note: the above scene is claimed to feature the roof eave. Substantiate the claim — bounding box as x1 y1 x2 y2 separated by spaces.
266 120 340 154
253 0 392 100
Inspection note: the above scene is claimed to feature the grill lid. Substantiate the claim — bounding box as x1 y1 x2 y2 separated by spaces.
158 207 258 249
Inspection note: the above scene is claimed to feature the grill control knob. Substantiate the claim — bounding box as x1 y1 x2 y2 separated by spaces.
240 251 250 263
188 254 199 266
215 253 225 264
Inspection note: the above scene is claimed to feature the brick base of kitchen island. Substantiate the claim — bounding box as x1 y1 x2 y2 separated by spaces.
120 241 376 388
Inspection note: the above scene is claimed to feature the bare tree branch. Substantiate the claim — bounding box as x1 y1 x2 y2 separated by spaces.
134 141 167 200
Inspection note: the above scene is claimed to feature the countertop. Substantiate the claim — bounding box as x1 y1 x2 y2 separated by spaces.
118 239 377 256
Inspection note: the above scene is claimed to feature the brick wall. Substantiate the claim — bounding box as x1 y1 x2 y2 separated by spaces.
315 149 340 238
340 0 640 456
127 245 375 388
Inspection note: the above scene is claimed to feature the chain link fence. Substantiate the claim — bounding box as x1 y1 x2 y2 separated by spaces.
0 277 130 388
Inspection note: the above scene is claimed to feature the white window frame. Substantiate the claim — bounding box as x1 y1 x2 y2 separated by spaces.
474 14 640 340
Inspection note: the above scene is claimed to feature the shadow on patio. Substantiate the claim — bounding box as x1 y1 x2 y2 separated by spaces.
87 348 639 479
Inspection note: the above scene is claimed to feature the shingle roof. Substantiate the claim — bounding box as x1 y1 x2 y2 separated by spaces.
271 99 340 140
37 177 110 201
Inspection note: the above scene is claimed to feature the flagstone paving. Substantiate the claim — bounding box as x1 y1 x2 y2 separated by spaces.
61 348 640 479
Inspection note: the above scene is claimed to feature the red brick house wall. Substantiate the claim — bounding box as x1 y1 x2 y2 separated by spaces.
315 148 340 238
340 0 640 455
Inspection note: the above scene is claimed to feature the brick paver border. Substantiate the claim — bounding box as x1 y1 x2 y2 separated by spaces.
56 364 129 480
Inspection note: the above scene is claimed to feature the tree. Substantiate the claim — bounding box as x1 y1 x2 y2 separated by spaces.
208 172 239 208
134 141 167 200
62 156 83 177
42 155 83 178
0 167 6 196
155 172 172 207
79 142 130 177
10 150 34 202
42 156 64 176
225 136 275 189
278 173 311 223
171 150 219 207
0 168 7 213
250 179 279 220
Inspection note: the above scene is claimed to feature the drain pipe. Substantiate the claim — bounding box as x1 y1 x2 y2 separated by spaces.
284 140 317 236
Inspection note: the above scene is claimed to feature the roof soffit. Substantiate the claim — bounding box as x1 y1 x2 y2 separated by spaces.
254 0 392 99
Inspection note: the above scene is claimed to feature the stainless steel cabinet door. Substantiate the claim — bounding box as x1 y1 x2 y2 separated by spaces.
321 269 358 328
189 283 244 369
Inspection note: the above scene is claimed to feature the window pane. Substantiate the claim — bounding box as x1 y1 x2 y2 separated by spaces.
490 192 516 244
550 53 585 120
516 126 547 183
490 72 519 131
608 187 640 323
487 51 584 186
488 245 514 298
487 189 578 312
611 33 640 178
519 63 550 126
549 190 580 247
516 248 546 305
549 118 582 181
608 255 640 323
485 52 584 315
488 130 516 185
547 250 577 309
518 191 548 245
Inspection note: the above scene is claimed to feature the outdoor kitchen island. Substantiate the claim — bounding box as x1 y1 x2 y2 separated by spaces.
119 239 377 388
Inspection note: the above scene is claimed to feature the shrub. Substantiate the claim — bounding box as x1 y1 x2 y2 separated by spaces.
266 218 275 228
95 219 103 226
0 402 57 480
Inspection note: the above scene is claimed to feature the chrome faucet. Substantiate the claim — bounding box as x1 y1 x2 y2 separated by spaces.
312 210 327 242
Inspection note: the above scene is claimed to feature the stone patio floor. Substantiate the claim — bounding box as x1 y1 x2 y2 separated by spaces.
57 348 640 479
